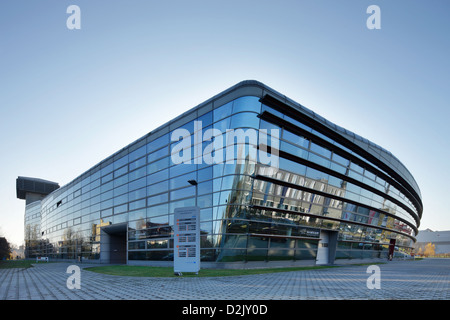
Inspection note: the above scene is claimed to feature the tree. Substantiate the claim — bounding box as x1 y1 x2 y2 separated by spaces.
416 247 423 256
423 242 436 257
0 237 11 260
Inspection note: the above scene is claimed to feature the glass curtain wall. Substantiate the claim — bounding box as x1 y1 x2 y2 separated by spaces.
30 94 419 263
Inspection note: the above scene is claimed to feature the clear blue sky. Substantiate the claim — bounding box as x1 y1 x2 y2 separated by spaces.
1 0 449 247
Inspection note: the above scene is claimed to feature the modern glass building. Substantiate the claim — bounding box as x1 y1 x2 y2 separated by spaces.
18 80 422 267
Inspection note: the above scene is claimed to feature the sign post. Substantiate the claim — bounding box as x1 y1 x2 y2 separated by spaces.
174 206 200 275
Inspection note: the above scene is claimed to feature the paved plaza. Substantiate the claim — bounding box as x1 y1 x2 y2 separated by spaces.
0 259 449 300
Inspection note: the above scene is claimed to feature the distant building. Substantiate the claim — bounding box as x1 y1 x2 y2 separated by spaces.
415 229 450 255
11 245 25 259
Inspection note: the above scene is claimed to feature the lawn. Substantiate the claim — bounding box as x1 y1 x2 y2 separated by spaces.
0 259 57 269
84 265 339 278
0 260 36 269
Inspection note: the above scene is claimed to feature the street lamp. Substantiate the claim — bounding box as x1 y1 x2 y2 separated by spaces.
188 179 198 207
187 179 197 186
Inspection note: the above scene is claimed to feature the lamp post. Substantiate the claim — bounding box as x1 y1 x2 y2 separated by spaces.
188 179 198 207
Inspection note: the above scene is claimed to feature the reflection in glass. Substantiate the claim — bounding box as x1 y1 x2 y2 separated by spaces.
27 94 419 264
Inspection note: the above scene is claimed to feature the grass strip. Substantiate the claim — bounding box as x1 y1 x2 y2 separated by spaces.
84 265 339 278
0 260 36 269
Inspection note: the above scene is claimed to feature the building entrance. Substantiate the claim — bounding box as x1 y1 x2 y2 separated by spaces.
316 230 338 265
100 223 127 264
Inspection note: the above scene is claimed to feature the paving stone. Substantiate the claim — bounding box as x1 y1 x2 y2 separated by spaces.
0 259 449 300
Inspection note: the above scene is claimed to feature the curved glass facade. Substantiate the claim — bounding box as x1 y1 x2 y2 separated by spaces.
20 81 422 266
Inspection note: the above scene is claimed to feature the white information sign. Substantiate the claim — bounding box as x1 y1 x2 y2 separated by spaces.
174 206 200 274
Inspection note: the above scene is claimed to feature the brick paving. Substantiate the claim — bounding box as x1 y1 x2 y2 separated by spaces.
0 258 449 300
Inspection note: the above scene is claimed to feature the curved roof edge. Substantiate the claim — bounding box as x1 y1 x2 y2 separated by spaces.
37 80 422 210
238 80 422 204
